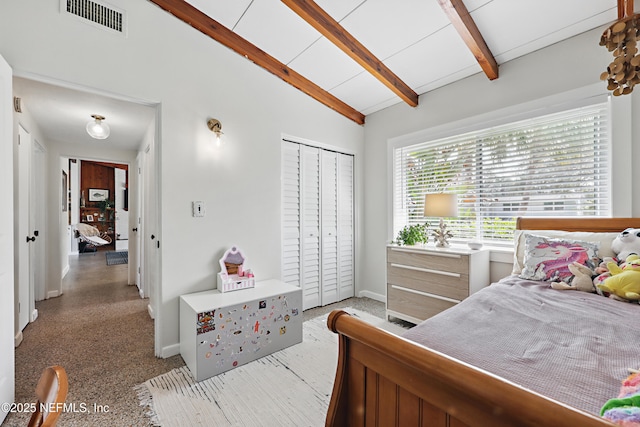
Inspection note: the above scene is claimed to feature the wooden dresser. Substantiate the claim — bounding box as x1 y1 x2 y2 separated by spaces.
386 244 490 324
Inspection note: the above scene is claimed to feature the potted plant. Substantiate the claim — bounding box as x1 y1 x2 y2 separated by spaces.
395 223 429 246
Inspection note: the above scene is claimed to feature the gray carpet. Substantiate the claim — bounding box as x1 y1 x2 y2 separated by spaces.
2 253 183 427
106 250 128 265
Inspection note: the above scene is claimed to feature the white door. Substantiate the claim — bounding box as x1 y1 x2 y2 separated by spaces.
337 154 355 300
17 125 33 331
0 53 15 424
142 138 161 356
114 168 129 250
300 145 321 310
135 152 143 296
31 141 45 305
281 141 355 311
281 142 301 288
321 150 338 305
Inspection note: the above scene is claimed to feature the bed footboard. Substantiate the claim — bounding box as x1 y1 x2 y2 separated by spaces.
325 310 615 427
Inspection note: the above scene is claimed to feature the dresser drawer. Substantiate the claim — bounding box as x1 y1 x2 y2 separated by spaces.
386 244 489 324
387 263 468 300
387 247 469 275
387 247 469 300
387 284 456 322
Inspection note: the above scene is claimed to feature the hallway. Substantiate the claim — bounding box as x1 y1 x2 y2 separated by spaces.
2 252 184 426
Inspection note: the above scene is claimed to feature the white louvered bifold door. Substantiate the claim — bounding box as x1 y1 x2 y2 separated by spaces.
337 154 354 300
300 145 321 309
281 140 354 310
281 142 301 287
321 151 338 305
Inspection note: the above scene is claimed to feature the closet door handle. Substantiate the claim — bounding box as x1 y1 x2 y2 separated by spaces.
132 228 138 232
26 236 36 243
151 234 156 240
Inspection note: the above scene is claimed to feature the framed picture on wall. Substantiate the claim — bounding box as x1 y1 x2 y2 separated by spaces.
86 214 94 222
89 189 109 202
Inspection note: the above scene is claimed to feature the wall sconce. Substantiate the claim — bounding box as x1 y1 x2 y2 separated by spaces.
86 114 110 140
207 118 224 147
424 193 458 247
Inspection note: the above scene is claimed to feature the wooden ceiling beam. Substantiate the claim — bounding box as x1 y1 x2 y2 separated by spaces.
148 0 365 125
281 0 419 107
618 0 635 19
437 0 499 80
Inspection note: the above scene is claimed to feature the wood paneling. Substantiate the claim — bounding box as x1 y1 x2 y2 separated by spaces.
81 161 116 208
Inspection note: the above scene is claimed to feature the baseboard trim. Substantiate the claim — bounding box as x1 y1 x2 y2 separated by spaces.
147 304 154 319
14 330 23 348
62 264 70 279
358 290 385 303
47 290 61 299
30 309 38 322
162 343 180 358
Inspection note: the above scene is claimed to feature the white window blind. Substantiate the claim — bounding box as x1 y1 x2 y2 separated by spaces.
393 102 610 243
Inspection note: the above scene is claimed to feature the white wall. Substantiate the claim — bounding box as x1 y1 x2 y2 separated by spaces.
361 27 640 300
0 0 364 356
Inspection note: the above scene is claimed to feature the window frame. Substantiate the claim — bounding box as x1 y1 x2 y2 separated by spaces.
387 85 632 246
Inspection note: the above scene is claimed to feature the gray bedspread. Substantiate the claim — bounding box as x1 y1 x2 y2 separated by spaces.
401 275 640 415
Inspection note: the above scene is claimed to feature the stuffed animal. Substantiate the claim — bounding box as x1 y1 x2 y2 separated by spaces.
601 371 640 425
612 228 640 261
551 262 595 292
595 257 616 275
597 255 640 302
593 257 616 293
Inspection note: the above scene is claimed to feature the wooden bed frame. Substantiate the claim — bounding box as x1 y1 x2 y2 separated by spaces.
325 217 640 427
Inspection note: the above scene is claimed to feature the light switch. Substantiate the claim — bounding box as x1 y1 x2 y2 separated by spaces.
192 201 205 217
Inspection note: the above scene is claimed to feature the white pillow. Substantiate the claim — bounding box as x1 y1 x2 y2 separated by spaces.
519 234 599 282
512 230 619 275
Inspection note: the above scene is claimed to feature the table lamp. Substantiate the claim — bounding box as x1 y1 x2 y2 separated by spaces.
424 193 458 247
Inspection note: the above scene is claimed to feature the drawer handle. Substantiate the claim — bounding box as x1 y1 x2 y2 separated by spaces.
391 285 461 304
391 263 461 278
390 247 461 259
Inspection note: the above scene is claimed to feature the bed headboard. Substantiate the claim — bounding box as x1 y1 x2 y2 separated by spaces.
516 217 640 233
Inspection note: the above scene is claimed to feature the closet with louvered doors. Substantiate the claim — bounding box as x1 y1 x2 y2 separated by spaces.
281 140 354 311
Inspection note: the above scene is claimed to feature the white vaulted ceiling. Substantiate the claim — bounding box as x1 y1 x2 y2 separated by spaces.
10 1 630 150
175 0 623 121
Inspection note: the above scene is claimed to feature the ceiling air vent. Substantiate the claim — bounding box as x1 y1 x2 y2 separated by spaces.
62 0 126 35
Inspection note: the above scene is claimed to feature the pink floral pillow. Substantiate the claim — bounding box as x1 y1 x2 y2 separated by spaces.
519 234 599 282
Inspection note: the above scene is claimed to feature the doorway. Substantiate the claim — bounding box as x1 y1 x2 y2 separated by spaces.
12 75 160 348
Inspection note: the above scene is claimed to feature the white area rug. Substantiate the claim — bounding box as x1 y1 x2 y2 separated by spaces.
136 309 407 427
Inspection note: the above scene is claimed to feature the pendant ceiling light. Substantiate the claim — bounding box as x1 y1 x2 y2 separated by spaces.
86 114 110 140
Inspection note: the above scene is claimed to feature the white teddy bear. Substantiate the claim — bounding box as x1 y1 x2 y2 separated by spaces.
611 228 640 261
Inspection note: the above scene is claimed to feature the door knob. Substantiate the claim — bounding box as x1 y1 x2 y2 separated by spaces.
151 234 156 240
26 236 36 243
132 228 138 232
